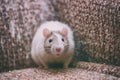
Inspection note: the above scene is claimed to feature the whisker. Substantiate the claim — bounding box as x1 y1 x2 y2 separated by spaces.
44 47 51 53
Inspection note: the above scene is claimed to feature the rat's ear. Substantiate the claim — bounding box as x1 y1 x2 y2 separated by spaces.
61 28 68 37
43 28 51 38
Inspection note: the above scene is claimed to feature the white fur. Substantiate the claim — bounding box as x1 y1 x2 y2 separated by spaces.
31 21 75 68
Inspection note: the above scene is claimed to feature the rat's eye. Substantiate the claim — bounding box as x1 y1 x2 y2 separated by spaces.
49 39 53 43
61 38 64 42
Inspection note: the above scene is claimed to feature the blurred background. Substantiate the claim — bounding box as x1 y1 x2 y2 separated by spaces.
0 0 120 72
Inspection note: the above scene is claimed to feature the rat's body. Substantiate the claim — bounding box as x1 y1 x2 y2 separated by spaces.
31 21 74 68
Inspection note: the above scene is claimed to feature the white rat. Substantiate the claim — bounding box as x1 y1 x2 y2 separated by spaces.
31 21 75 68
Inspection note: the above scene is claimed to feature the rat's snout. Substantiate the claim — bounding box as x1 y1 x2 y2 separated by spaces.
56 48 61 52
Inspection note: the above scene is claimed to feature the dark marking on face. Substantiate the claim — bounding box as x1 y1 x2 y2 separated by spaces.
44 31 69 54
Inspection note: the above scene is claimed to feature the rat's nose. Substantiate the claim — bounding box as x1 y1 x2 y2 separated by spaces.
56 48 61 52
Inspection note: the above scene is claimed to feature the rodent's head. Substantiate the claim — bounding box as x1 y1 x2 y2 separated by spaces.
43 28 69 57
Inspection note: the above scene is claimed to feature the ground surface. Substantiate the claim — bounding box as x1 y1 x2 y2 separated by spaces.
0 68 119 80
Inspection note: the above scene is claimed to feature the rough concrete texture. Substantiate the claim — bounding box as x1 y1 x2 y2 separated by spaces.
52 0 120 66
0 68 120 80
